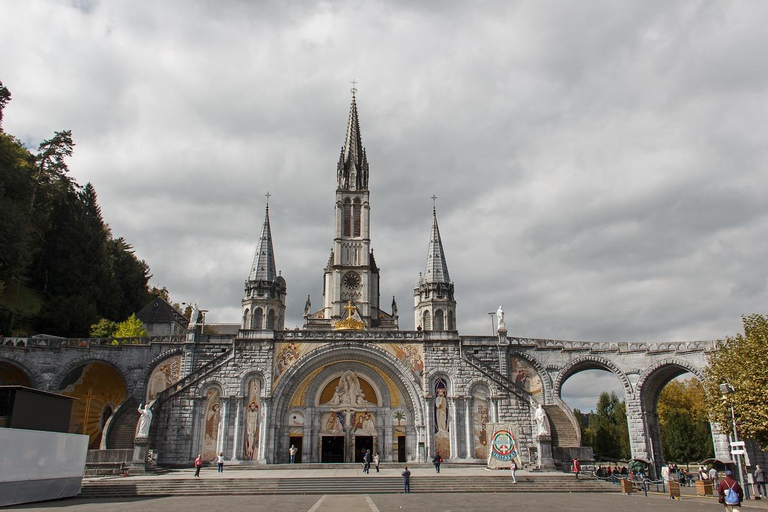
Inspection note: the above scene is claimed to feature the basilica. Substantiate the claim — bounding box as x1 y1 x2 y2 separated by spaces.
2 93 742 474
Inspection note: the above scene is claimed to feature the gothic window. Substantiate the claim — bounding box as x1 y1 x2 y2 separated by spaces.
253 308 263 330
343 199 352 237
423 310 431 330
447 311 455 330
243 308 250 329
353 198 361 237
267 310 276 330
434 310 445 331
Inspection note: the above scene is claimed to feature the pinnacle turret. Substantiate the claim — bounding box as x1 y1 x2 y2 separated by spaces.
249 205 277 283
337 95 369 191
424 206 451 284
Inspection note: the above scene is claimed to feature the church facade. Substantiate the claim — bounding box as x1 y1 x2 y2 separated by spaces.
2 94 760 473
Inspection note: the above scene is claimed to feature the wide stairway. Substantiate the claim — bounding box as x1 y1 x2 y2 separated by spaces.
80 473 617 498
543 404 579 448
105 397 139 449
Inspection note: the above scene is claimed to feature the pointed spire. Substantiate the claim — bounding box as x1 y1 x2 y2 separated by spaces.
249 202 277 282
337 90 369 190
424 200 451 284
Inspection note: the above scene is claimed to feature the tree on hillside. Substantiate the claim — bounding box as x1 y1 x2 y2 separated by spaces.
113 313 148 340
0 80 11 129
580 391 631 460
704 314 768 448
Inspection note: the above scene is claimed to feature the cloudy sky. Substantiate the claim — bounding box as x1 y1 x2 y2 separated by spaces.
2 1 767 409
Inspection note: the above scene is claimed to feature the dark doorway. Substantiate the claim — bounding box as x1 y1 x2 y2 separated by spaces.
397 436 406 462
355 436 373 462
321 436 344 463
289 436 303 463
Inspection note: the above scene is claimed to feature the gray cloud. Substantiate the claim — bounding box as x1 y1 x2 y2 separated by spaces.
2 0 767 358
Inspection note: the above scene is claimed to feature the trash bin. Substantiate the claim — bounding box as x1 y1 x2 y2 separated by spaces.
668 480 681 499
621 479 633 494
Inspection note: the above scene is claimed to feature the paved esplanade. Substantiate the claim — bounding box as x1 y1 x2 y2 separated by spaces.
7 491 768 512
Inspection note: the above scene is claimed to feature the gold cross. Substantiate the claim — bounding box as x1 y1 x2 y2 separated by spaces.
81 387 103 435
344 300 357 319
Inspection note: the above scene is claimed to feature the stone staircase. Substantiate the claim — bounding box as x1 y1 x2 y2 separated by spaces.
80 474 618 498
106 397 139 449
150 345 233 410
543 404 579 448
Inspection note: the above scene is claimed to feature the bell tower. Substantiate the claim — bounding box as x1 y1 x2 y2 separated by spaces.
304 88 398 330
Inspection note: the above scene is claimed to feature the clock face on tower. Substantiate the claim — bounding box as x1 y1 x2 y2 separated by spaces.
343 272 361 291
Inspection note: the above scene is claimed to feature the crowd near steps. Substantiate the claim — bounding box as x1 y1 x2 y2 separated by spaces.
79 468 618 498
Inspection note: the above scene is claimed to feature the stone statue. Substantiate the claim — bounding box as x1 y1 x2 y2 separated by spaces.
189 301 199 327
496 306 506 331
534 404 549 436
137 403 153 438
328 370 368 406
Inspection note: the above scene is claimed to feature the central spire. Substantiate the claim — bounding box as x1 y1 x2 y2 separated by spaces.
337 91 369 191
249 203 277 282
424 204 451 284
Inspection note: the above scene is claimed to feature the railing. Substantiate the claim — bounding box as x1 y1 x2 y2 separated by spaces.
0 335 189 349
460 349 534 403
150 344 234 409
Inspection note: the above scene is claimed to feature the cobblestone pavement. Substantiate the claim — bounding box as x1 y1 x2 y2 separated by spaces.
7 492 768 512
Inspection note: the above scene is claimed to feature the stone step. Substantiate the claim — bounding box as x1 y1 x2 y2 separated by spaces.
80 475 617 498
543 404 579 448
106 397 139 450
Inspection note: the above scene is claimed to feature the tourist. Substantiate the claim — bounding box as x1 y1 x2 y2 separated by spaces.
572 458 580 479
755 465 766 498
710 466 719 486
289 444 298 463
717 470 743 511
217 452 224 473
373 452 380 473
194 454 203 478
433 453 442 473
402 466 411 493
510 459 517 484
363 449 371 474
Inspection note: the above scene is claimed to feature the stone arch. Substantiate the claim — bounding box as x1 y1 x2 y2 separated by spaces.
553 355 633 399
240 371 266 397
423 310 431 330
508 350 552 404
635 358 708 468
310 366 385 407
434 310 445 330
267 309 276 330
0 355 42 388
243 308 250 329
253 307 263 330
49 354 135 397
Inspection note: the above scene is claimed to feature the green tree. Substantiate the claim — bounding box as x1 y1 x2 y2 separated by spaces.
30 130 75 209
113 313 148 340
658 378 713 463
704 314 768 448
90 318 117 338
0 80 10 129
583 391 631 460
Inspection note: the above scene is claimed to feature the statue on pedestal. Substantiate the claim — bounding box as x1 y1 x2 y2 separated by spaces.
137 403 153 438
496 306 506 331
534 404 550 436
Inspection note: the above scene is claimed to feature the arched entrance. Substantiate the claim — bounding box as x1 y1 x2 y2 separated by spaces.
0 361 33 387
270 345 425 464
57 361 127 449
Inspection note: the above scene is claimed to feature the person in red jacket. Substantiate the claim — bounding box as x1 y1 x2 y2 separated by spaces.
194 454 203 478
573 459 581 479
717 470 743 511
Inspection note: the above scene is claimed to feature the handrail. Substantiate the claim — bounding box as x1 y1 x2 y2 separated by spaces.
150 344 234 410
460 349 534 404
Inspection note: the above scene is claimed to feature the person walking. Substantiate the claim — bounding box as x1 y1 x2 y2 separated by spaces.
755 465 766 498
194 454 203 478
217 452 224 473
510 459 518 484
373 453 380 473
402 466 411 493
717 470 743 511
710 467 719 487
363 449 371 474
433 453 442 473
572 458 580 480
289 445 298 464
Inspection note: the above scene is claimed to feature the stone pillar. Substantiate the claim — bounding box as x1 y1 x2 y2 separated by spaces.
449 396 458 459
537 434 556 471
217 399 229 456
231 397 242 461
131 437 149 475
424 396 434 460
464 396 473 459
625 395 656 475
259 397 271 462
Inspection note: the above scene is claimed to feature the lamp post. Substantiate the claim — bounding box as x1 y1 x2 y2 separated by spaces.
720 382 748 498
487 312 495 336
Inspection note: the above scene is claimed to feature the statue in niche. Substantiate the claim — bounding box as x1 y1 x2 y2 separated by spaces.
535 404 550 436
328 370 369 406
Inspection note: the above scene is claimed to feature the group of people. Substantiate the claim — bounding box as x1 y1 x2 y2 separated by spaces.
594 465 629 479
193 452 225 477
361 449 380 473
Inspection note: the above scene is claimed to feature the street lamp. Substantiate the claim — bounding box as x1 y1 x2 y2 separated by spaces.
720 383 748 498
488 312 496 335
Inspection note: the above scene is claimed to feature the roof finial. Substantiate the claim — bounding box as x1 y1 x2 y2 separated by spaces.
431 194 437 214
265 191 271 209
350 78 358 98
